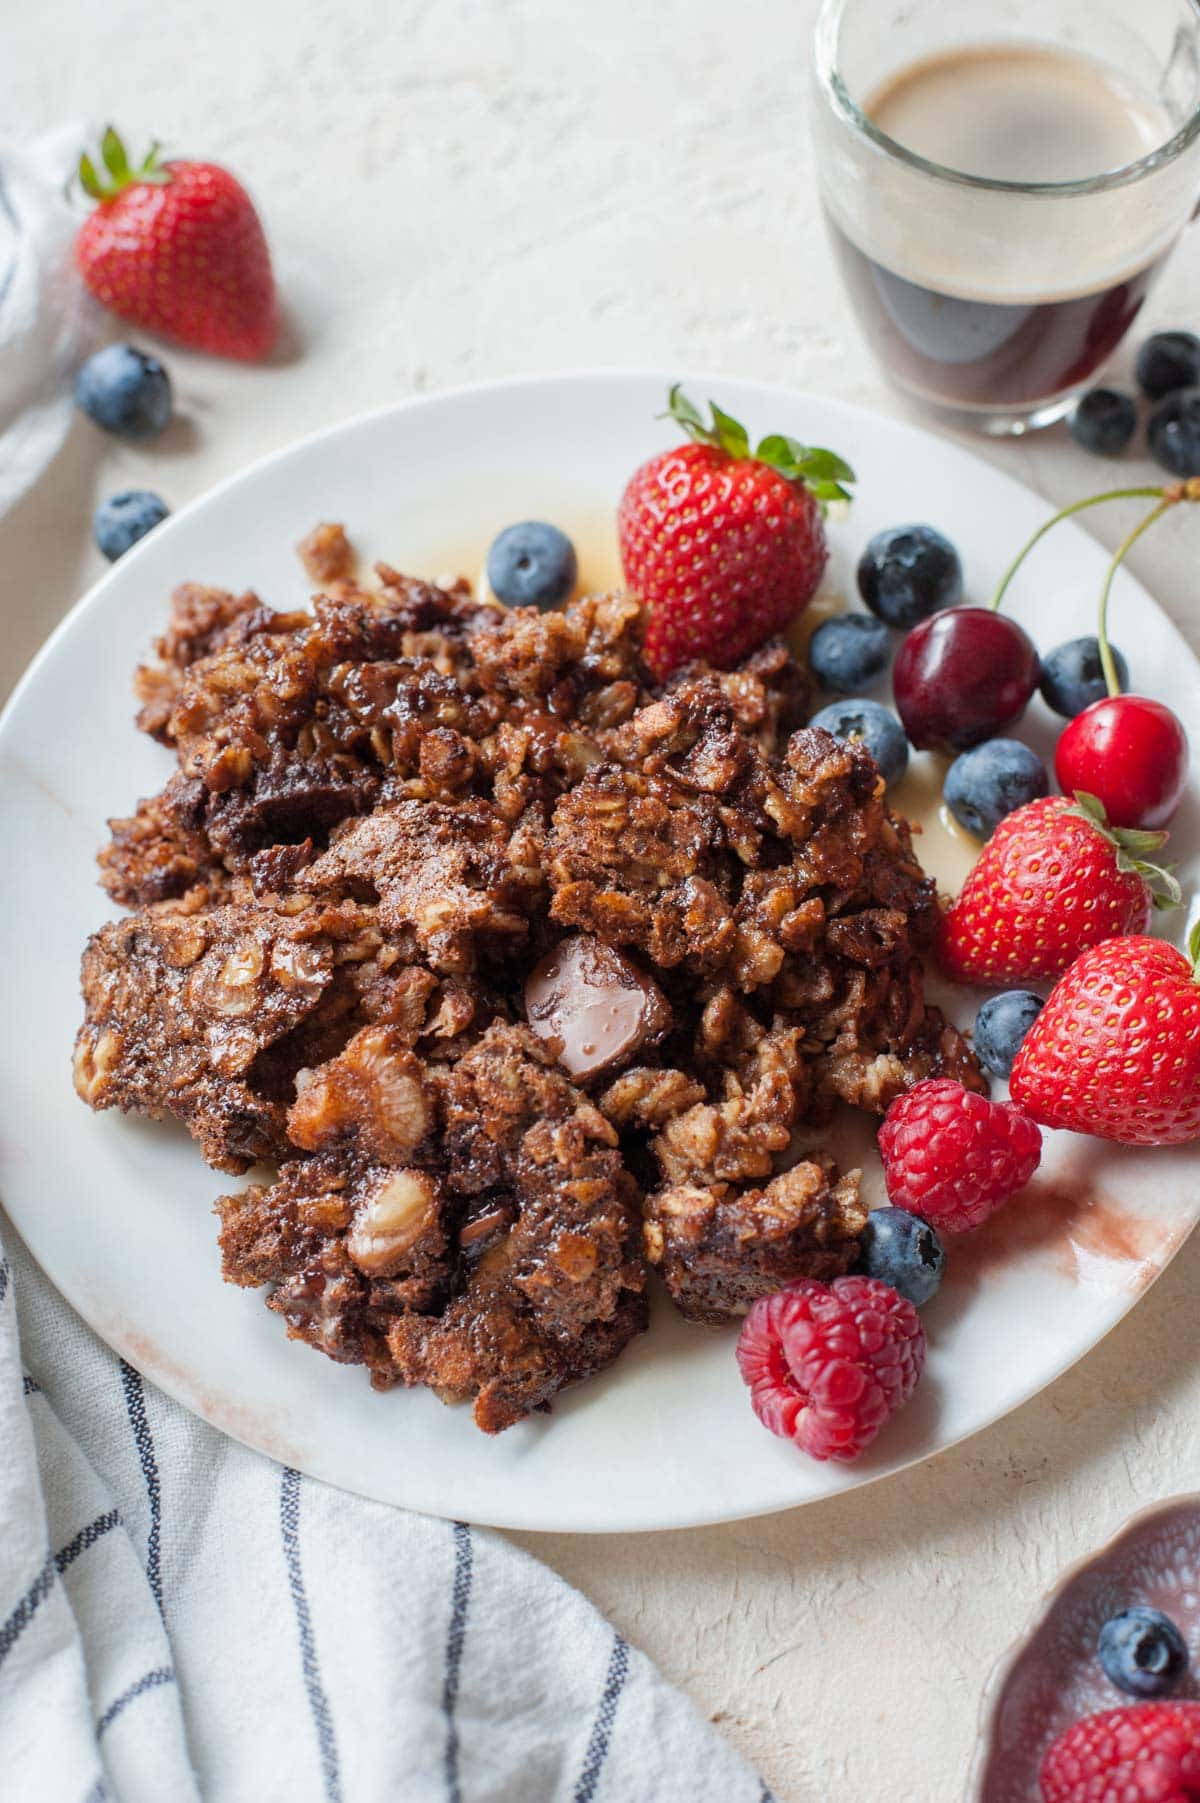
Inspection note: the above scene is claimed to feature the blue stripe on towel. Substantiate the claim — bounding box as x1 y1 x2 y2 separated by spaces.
55 1508 120 1574
443 1521 474 1803
96 1665 176 1738
118 1361 163 1617
0 1509 127 1674
280 1467 342 1803
0 1552 55 1672
573 1631 630 1803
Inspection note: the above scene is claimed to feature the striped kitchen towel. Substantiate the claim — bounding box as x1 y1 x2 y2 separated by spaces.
0 1218 772 1803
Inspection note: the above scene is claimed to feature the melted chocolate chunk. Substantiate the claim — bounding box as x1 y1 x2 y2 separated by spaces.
524 933 671 1080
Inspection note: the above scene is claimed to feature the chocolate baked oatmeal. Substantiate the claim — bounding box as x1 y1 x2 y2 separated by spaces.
75 528 982 1431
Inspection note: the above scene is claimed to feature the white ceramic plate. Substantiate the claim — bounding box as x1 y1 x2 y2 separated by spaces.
3 372 1199 1534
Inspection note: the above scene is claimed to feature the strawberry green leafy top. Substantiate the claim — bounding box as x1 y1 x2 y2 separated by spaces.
78 127 171 202
663 386 855 510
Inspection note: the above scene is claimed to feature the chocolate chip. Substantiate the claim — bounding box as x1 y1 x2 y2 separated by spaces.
524 934 671 1080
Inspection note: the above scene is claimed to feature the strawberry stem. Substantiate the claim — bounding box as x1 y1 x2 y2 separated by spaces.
660 386 855 510
1096 498 1175 696
76 126 169 203
1063 790 1181 908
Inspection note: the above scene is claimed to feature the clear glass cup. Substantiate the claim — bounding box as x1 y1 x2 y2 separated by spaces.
811 0 1200 434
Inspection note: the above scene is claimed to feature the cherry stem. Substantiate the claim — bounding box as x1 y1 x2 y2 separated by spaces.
1096 498 1174 696
989 487 1167 614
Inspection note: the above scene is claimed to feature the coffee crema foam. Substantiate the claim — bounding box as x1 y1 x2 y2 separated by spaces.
822 38 1188 306
866 42 1168 185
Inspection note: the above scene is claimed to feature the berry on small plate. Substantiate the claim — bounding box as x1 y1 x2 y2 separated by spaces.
972 1494 1200 1800
1097 1608 1190 1700
1040 1703 1200 1801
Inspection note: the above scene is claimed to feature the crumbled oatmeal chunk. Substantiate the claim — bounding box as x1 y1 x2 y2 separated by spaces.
297 522 355 586
643 1163 867 1323
76 898 346 1171
78 530 982 1430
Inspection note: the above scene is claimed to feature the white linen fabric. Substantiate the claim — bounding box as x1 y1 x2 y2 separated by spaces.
0 1215 773 1803
0 123 98 518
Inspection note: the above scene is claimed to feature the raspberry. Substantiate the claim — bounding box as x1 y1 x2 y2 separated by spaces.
1040 1702 1200 1801
735 1276 925 1462
877 1078 1042 1234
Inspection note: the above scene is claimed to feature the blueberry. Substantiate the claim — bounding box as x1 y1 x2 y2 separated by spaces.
943 739 1048 840
973 991 1044 1078
1040 636 1130 719
808 698 909 788
1136 331 1200 401
1098 1608 1190 1698
74 344 172 440
808 614 889 693
93 490 170 562
857 1208 946 1307
1068 388 1136 457
1148 387 1200 477
857 524 962 628
487 521 578 609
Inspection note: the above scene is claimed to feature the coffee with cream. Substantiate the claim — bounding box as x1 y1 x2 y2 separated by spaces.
821 41 1178 414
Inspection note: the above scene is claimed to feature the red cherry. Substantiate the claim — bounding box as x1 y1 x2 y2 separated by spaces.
1055 694 1188 828
892 608 1041 751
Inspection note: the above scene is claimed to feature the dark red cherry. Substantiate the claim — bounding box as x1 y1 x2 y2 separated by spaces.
1056 694 1188 829
892 608 1041 751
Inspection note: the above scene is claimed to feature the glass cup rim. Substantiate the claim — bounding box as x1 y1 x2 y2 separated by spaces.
813 0 1200 196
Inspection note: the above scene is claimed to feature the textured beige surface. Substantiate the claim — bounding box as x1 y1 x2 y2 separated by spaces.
4 5 1200 1797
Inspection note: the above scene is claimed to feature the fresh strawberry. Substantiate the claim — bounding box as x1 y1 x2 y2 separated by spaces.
938 792 1180 987
1010 925 1200 1146
75 127 277 362
618 387 854 679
